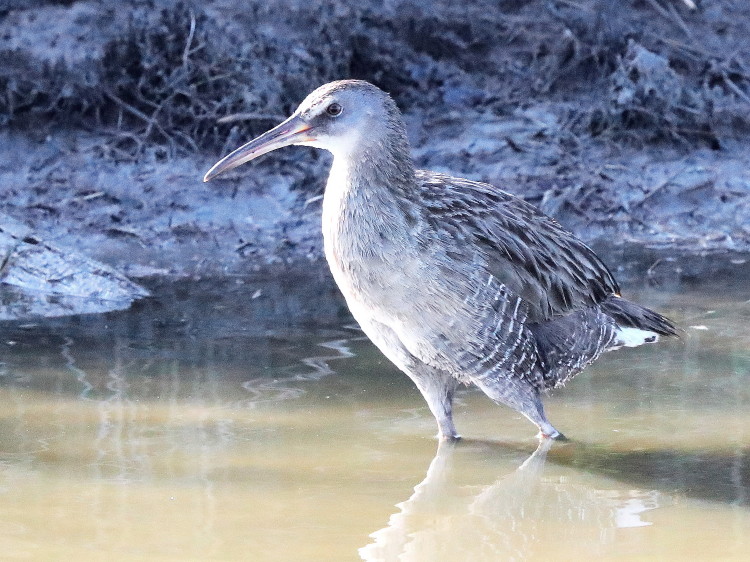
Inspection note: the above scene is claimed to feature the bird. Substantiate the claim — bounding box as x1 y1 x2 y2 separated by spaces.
204 79 676 441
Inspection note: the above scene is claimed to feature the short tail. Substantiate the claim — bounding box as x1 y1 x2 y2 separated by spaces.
600 295 677 337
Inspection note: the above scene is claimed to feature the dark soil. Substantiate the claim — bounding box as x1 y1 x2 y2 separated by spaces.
0 0 749 285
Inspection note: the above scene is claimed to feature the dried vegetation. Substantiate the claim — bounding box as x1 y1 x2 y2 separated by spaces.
1 0 750 155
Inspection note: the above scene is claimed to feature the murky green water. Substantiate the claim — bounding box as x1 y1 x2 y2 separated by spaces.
0 273 748 561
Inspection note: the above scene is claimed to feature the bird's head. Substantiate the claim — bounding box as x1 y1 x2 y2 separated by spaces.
204 80 404 182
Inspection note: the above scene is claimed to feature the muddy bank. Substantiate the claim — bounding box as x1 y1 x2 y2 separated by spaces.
1 121 747 287
0 0 749 288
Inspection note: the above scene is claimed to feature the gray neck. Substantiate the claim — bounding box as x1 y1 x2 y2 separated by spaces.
349 119 416 195
323 126 419 253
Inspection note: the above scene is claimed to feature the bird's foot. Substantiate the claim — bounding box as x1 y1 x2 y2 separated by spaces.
438 432 462 442
537 429 568 441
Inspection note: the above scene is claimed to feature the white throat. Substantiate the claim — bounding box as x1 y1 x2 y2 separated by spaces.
321 155 351 235
305 128 363 161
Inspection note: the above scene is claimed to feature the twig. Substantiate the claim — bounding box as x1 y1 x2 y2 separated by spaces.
172 129 198 152
141 102 165 143
104 90 172 143
643 0 671 20
667 2 692 38
552 0 593 12
646 257 676 278
721 71 750 106
78 191 105 202
105 129 144 154
182 9 196 69
654 36 707 60
0 243 17 276
646 258 664 278
644 0 691 37
304 194 323 208
636 166 689 207
235 241 254 253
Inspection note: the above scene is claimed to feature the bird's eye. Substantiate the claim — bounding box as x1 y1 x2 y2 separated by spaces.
326 102 343 117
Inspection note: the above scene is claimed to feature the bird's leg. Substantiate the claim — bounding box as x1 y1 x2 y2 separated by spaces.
358 318 460 440
532 420 566 441
408 367 461 441
472 375 565 440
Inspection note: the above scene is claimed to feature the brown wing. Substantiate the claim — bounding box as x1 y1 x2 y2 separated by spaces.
417 170 620 324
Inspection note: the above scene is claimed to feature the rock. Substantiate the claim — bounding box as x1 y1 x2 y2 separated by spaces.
0 215 149 320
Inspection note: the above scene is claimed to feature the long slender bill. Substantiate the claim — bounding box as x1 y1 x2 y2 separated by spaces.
203 115 312 182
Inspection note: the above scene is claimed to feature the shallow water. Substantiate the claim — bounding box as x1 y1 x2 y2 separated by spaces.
0 274 748 561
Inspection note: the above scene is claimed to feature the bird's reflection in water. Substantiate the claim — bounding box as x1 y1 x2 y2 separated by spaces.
359 439 663 561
